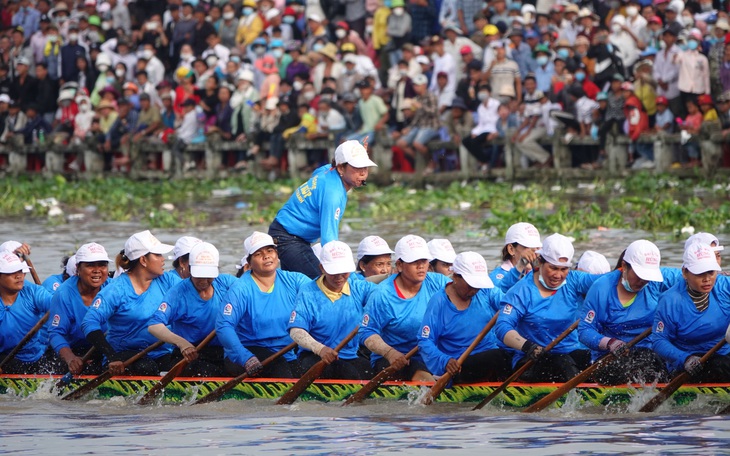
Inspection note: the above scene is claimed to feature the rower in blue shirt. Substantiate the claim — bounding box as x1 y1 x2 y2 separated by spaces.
427 239 456 277
82 230 177 376
352 235 394 281
216 232 311 378
654 242 730 381
0 251 60 374
268 140 377 279
288 241 376 380
360 235 448 381
490 222 542 293
162 236 202 284
495 233 602 382
49 243 112 375
149 242 237 377
418 252 511 382
579 240 682 385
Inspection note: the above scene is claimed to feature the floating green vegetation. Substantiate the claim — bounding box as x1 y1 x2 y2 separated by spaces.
1 173 729 236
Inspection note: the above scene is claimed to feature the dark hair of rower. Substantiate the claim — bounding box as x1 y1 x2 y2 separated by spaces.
501 243 518 261
357 254 379 272
614 249 627 271
116 249 141 272
60 255 71 281
173 254 190 270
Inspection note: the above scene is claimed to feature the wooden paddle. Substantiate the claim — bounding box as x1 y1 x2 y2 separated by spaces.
473 319 580 411
55 346 97 390
639 338 727 413
422 312 499 405
137 330 217 405
276 326 360 405
193 341 298 405
0 311 50 374
21 254 42 286
342 346 419 406
61 340 165 401
522 327 652 413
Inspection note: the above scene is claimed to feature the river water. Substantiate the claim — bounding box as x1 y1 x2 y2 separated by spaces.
0 214 725 455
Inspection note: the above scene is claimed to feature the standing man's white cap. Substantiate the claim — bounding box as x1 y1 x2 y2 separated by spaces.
683 242 722 275
623 240 663 282
576 251 611 274
244 231 277 257
357 236 394 261
394 235 433 263
685 232 724 252
334 140 378 168
537 233 575 267
319 241 356 274
65 254 78 277
0 250 30 274
75 242 112 264
452 252 494 289
124 230 174 261
169 236 203 261
427 239 457 263
189 242 220 278
505 222 542 248
0 240 22 254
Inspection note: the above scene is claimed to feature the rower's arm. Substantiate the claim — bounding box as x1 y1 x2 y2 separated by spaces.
289 328 325 355
363 334 395 357
148 323 194 352
502 330 529 352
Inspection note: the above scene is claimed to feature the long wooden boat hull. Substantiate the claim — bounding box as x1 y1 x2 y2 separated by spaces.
2 375 730 409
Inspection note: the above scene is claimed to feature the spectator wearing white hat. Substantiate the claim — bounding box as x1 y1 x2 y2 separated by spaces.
490 222 542 293
655 242 730 382
427 239 456 276
676 29 711 104
579 240 683 385
82 230 177 376
495 233 602 382
0 250 60 374
419 251 512 382
148 242 238 377
360 235 450 381
48 242 112 376
288 241 376 380
609 14 640 71
269 140 377 278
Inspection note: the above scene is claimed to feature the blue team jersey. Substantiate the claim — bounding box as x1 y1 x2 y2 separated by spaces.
217 270 311 365
495 270 601 366
0 283 52 362
81 272 178 358
653 277 730 373
418 286 504 376
360 272 449 366
274 165 348 245
42 273 65 294
579 268 682 361
162 269 183 286
48 276 111 353
149 274 238 347
490 261 521 293
288 278 374 360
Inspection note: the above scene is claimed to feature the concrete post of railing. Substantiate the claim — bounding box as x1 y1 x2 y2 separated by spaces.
458 144 472 178
606 133 627 175
370 130 392 185
286 135 302 180
205 134 222 179
8 136 26 175
653 133 668 172
552 127 569 169
701 124 722 176
83 136 103 178
503 129 515 180
128 139 141 179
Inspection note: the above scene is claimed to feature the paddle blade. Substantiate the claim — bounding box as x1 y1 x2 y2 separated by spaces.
61 372 112 401
276 361 326 405
343 346 419 406
422 373 453 405
137 360 188 405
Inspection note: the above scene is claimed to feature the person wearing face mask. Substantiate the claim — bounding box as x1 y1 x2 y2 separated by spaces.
609 15 640 71
11 0 42 39
708 20 729 98
462 83 499 165
579 240 682 385
495 233 602 383
236 0 263 48
385 0 412 68
41 24 62 81
676 29 710 109
201 33 230 70
99 38 137 82
60 25 86 83
624 0 647 39
138 44 165 88
192 5 216 56
216 3 238 48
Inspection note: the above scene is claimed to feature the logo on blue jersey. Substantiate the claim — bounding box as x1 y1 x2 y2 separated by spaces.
289 311 296 323
51 314 61 327
334 207 341 221
496 273 504 280
158 303 168 313
656 321 664 333
92 298 101 308
223 303 232 316
421 325 430 338
53 282 60 291
503 304 512 315
361 314 369 327
584 310 595 324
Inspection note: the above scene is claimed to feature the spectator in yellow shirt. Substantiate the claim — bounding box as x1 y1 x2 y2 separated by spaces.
236 0 263 48
698 94 719 122
633 59 657 122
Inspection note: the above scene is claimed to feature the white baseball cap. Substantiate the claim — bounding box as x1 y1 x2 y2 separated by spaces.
312 243 322 261
357 236 394 261
244 231 276 257
0 240 22 254
505 222 542 248
683 242 722 275
319 241 356 275
415 55 430 65
265 8 280 21
0 94 10 104
75 242 112 264
576 250 611 274
394 235 433 263
189 242 220 278
452 251 494 289
684 232 724 252
65 254 77 277
537 233 574 267
235 255 248 270
124 230 174 261
412 74 428 85
622 240 663 282
427 239 456 263
169 236 203 261
0 250 30 274
334 140 377 168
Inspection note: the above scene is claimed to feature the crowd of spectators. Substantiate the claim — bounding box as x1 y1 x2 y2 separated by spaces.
1 0 730 175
